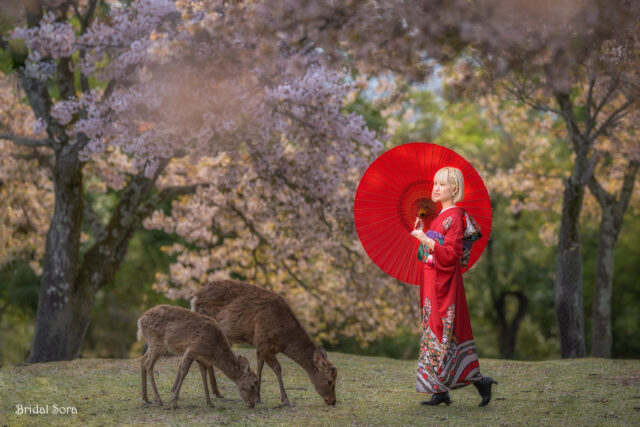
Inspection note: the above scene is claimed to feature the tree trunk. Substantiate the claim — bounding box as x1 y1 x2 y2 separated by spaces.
553 92 591 359
591 206 615 358
495 290 528 359
589 160 638 358
27 157 173 362
28 148 87 362
554 174 587 358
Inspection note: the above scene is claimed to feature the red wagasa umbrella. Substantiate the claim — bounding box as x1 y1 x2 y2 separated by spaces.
354 142 492 285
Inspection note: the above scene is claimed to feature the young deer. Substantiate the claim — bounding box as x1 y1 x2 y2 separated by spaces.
137 304 258 409
191 280 338 406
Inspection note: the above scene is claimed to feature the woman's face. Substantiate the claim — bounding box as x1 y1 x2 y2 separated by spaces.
432 178 456 203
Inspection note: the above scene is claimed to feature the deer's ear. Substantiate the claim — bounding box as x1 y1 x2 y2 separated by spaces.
330 365 337 376
238 355 250 371
313 348 326 367
318 347 328 358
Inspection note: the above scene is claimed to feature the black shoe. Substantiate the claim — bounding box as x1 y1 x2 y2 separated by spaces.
473 376 498 407
421 392 451 406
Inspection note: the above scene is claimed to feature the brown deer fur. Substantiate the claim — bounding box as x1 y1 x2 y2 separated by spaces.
191 280 338 406
137 304 257 409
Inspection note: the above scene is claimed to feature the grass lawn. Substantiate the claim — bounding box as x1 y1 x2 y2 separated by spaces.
1 350 639 426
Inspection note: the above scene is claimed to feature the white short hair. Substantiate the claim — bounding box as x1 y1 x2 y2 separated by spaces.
434 167 464 203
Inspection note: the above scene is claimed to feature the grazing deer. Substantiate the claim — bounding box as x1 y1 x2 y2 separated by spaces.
137 304 258 409
191 280 338 406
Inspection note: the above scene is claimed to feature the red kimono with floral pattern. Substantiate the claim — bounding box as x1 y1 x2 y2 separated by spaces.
417 206 483 394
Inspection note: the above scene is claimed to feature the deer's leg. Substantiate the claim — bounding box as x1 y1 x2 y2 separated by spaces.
145 347 164 406
255 353 265 403
208 365 223 398
197 361 214 407
140 353 150 405
264 354 289 406
170 368 180 393
169 352 194 409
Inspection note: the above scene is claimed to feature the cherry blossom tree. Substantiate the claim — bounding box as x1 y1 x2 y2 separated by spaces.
146 73 420 346
3 0 382 362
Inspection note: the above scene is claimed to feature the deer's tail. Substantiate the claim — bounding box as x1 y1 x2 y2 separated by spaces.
190 295 198 312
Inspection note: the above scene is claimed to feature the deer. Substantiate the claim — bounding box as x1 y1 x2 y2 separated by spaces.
137 304 258 409
190 280 338 406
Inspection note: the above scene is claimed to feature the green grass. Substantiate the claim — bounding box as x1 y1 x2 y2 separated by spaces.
1 350 639 426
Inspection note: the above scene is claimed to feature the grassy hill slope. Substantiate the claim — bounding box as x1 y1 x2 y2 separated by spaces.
1 350 639 426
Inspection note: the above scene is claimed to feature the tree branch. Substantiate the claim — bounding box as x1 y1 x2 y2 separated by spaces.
589 97 636 143
588 173 612 208
0 133 52 148
592 75 619 122
73 0 98 33
222 201 323 301
614 159 640 226
17 75 67 149
555 92 584 153
500 78 564 117
582 147 601 186
136 183 210 219
585 72 596 136
279 258 323 301
75 158 171 293
73 0 98 93
10 150 54 169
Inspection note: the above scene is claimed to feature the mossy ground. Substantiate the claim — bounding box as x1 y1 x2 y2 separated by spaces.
1 350 639 426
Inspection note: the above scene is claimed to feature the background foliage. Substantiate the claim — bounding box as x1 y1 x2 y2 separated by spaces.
1 1 639 366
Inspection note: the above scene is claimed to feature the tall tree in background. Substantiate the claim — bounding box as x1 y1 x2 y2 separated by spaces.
446 55 640 358
586 111 640 357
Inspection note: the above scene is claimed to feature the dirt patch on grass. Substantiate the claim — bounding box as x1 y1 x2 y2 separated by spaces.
604 371 640 386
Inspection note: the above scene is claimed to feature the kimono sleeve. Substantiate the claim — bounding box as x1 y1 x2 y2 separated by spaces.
432 213 464 270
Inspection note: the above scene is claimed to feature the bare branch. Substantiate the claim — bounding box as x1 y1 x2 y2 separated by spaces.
588 174 611 207
589 97 636 143
614 159 640 225
74 0 99 93
73 0 98 33
582 148 602 186
499 78 564 117
0 133 52 148
592 75 619 122
585 73 596 135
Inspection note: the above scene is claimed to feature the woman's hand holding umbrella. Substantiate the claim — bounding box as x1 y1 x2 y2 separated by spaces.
411 217 435 249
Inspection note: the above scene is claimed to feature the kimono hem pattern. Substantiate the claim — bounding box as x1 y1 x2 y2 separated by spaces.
417 206 483 394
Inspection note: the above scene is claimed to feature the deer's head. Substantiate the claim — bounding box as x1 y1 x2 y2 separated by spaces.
312 347 337 405
235 355 258 408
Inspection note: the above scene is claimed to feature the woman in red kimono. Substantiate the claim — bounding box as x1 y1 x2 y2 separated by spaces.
410 166 497 407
